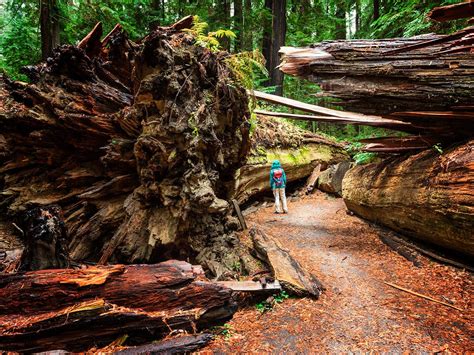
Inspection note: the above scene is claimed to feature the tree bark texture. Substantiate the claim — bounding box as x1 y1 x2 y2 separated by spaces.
40 0 60 60
0 261 236 352
280 27 474 144
0 18 254 275
342 140 474 257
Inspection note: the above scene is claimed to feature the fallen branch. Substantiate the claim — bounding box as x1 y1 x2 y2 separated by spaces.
384 281 463 311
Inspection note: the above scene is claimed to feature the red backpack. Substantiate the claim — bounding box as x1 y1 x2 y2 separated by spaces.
273 168 284 188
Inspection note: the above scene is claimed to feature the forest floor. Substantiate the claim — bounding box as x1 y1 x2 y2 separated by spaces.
207 191 473 353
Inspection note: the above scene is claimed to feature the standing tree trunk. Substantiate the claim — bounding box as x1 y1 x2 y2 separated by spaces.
262 0 286 95
373 0 380 21
243 0 253 50
262 0 273 73
334 0 346 40
234 0 243 51
40 0 60 60
270 0 286 95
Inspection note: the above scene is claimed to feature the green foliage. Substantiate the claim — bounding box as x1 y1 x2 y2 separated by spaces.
212 323 234 340
433 143 443 155
255 290 290 313
187 16 236 52
225 50 267 90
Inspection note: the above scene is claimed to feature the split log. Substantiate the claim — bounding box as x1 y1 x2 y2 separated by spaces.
249 91 412 131
279 28 474 144
428 1 474 22
317 161 354 197
342 140 474 257
232 116 349 203
0 261 236 352
0 18 254 274
250 227 324 297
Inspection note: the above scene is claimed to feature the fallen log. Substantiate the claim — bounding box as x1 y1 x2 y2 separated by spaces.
0 261 236 352
342 140 474 257
250 227 324 297
279 28 474 144
428 1 474 22
233 116 349 203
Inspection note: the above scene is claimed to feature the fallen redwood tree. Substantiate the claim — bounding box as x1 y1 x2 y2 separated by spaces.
233 115 349 203
0 17 257 275
0 260 236 352
342 140 474 257
279 26 474 151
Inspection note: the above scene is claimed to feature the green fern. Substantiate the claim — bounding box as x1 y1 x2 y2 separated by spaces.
224 50 267 90
185 16 236 52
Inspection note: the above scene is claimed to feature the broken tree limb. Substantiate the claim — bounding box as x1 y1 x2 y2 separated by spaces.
384 281 463 311
342 140 474 257
0 260 236 352
217 280 282 292
249 91 412 131
306 164 323 194
249 227 324 297
232 199 247 230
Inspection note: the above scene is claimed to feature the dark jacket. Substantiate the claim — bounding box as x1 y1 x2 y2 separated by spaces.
269 160 287 190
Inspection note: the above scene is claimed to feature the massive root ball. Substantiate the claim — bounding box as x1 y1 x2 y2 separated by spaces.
0 18 251 274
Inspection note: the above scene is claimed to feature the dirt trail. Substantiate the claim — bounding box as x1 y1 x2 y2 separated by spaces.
209 192 473 353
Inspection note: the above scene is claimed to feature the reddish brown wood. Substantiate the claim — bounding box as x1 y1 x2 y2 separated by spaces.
0 261 236 352
428 1 474 22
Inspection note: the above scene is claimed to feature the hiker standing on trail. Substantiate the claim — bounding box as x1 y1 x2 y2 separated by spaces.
270 160 288 214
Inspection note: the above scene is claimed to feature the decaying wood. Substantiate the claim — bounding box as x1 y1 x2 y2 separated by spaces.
250 227 324 297
342 140 474 257
233 116 349 204
279 28 474 147
19 205 70 271
358 136 436 153
384 281 463 311
0 260 236 352
379 234 421 267
0 18 255 274
232 199 248 230
428 1 474 22
305 164 323 194
116 334 213 355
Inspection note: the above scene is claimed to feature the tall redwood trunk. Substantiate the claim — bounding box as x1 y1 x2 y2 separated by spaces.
373 0 380 21
262 0 273 75
270 0 286 95
40 0 60 60
334 0 346 40
243 0 253 50
234 0 243 51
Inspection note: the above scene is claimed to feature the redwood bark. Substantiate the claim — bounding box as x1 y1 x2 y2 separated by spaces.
0 261 236 352
342 140 474 257
40 0 60 60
